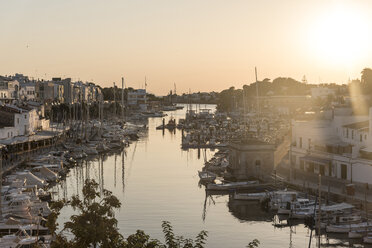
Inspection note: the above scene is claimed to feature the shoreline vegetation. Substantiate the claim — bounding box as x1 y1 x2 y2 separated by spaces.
47 179 260 248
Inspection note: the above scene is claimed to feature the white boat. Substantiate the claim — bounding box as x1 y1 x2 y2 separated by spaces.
349 229 372 239
326 222 372 233
6 172 47 188
27 162 64 174
198 171 216 183
0 228 50 248
1 195 51 217
268 191 298 210
364 235 372 244
0 229 34 248
83 146 99 155
233 192 268 201
96 143 110 153
207 181 259 191
0 219 49 236
32 166 59 182
277 198 315 215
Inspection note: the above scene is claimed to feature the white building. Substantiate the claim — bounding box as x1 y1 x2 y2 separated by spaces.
291 107 372 184
0 104 49 140
128 89 147 111
0 79 19 100
311 87 336 99
19 82 36 100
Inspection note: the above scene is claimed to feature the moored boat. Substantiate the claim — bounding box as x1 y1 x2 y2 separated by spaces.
233 192 268 201
198 171 217 183
207 181 259 191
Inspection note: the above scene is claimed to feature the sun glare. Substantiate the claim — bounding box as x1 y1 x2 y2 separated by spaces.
308 3 370 66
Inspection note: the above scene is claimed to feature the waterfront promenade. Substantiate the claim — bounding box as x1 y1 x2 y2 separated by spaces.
275 167 372 210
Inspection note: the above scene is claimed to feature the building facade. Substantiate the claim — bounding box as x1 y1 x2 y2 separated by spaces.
128 89 147 111
291 107 372 185
228 139 275 179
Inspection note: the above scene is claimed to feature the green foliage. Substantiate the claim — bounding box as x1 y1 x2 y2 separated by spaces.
160 221 208 248
46 200 65 235
63 179 124 248
48 180 212 248
123 230 160 248
216 77 311 112
247 239 260 248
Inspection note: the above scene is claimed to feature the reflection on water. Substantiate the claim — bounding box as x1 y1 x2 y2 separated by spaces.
52 104 360 248
228 198 274 222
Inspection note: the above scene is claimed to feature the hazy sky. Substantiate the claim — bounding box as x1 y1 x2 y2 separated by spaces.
1 0 372 95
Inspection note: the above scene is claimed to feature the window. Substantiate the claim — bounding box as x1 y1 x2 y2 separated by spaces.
352 130 354 139
341 164 347 180
365 135 367 140
299 137 302 148
24 115 27 119
308 138 311 149
360 134 363 142
346 129 349 138
255 160 261 167
17 118 19 124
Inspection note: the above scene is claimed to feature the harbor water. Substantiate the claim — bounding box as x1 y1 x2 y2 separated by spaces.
52 104 359 248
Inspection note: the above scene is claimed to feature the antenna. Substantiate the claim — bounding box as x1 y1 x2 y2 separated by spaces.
174 83 177 95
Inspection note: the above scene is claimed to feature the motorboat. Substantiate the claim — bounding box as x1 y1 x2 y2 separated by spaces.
364 234 372 243
1 195 51 217
198 171 217 183
233 192 268 201
349 229 372 239
6 172 47 188
277 198 315 215
207 181 259 191
31 166 59 182
0 228 50 248
268 190 298 210
326 222 372 233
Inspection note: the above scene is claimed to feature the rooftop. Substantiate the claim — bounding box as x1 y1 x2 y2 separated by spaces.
343 120 369 130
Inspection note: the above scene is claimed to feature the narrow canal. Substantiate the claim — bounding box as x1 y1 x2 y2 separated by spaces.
52 104 356 248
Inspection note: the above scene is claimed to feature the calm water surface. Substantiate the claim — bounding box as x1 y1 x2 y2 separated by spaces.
52 104 360 248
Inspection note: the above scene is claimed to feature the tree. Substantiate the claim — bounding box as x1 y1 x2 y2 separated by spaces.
361 68 372 84
160 221 208 248
49 180 209 248
64 179 124 248
46 200 65 235
247 239 260 248
123 230 160 248
361 68 372 94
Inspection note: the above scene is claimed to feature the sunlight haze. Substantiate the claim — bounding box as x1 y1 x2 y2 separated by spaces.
1 0 371 94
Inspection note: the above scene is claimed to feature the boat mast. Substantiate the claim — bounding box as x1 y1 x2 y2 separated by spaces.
318 174 321 247
100 93 103 137
0 149 2 221
189 88 192 111
121 77 124 120
144 76 147 108
98 91 101 137
255 67 260 117
80 89 83 139
85 94 89 141
113 82 116 118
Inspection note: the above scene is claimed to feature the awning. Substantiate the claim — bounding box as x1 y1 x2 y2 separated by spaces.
300 155 331 165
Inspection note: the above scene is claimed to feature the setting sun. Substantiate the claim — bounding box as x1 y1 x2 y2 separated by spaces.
309 2 370 66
